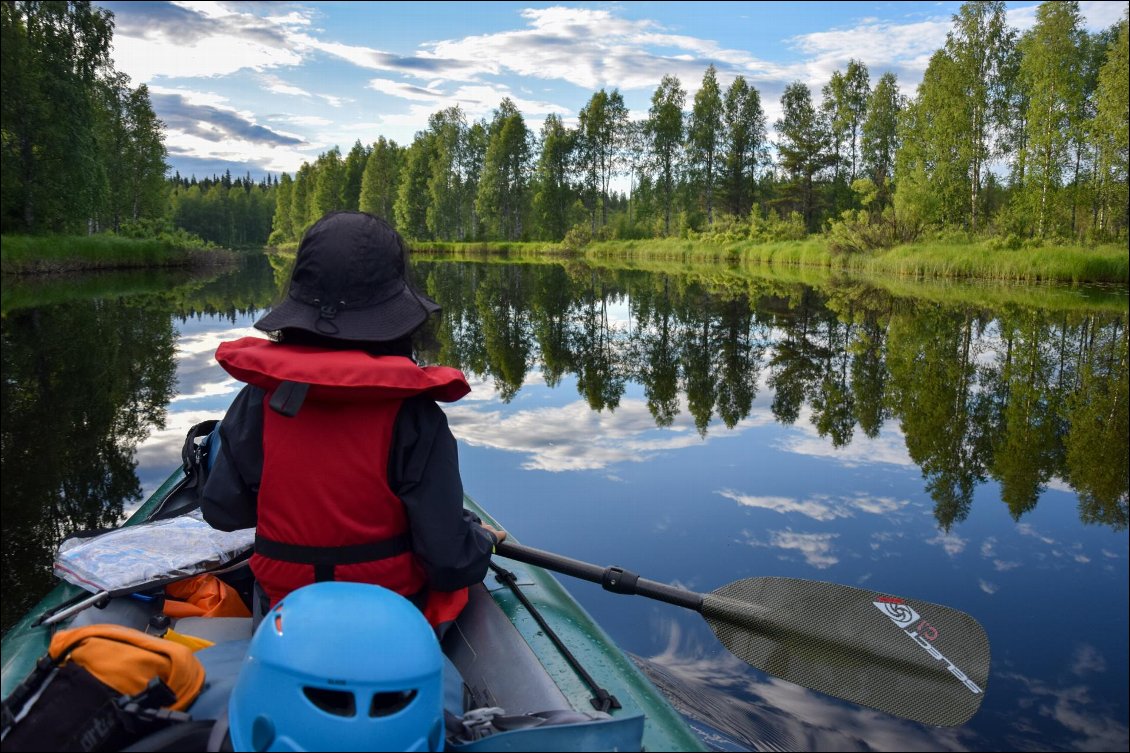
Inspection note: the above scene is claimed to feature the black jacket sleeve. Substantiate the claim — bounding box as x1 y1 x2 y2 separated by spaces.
389 396 496 592
201 385 264 531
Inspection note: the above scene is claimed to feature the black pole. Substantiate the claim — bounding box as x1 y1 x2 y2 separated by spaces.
494 540 704 612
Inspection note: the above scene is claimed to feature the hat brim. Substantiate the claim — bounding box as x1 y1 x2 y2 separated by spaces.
254 283 440 342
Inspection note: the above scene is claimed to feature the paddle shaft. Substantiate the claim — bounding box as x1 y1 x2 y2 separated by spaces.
494 539 703 611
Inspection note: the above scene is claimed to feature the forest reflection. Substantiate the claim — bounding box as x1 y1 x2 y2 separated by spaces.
416 261 1129 533
1 255 1126 631
0 256 281 630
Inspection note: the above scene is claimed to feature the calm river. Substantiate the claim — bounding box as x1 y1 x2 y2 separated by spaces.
2 251 1127 751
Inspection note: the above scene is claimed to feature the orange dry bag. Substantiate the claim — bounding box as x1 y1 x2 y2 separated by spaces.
164 573 251 619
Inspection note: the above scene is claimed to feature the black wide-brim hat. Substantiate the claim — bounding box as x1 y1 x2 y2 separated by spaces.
255 211 439 342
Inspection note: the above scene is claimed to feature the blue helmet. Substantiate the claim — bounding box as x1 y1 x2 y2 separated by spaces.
229 582 444 752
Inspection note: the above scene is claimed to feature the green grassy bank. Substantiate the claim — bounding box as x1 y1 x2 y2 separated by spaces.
284 236 1127 285
1 234 236 274
583 238 1129 284
414 246 1127 315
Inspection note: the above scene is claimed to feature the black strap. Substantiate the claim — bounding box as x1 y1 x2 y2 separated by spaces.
268 381 310 417
489 564 621 713
254 533 412 582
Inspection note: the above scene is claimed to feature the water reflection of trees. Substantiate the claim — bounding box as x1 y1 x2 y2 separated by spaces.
1 298 178 630
0 254 277 632
418 261 1129 532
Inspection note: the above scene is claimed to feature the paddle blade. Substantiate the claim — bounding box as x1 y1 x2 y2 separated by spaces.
702 578 989 727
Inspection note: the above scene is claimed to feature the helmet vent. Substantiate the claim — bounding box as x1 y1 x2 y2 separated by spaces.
303 686 356 717
370 689 417 717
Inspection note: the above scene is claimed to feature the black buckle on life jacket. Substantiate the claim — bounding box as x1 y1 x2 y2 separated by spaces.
268 381 310 417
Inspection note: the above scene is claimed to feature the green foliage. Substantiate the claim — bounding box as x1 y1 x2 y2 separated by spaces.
860 72 903 203
647 75 687 235
576 89 629 233
561 220 609 250
687 65 724 222
1 2 167 235
721 76 768 217
1012 1 1087 238
359 137 403 224
827 205 923 256
775 82 832 232
1 231 227 273
168 177 275 247
10 2 1128 270
1091 14 1129 240
477 99 531 241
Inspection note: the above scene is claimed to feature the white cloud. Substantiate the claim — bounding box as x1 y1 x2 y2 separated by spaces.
368 77 445 102
978 579 998 594
773 406 914 468
785 1 1127 100
716 489 908 522
1070 644 1107 675
272 115 335 127
424 6 783 94
1078 2 1128 31
999 672 1129 751
110 3 309 82
446 380 756 472
260 74 312 97
742 529 840 569
768 530 839 569
368 81 571 125
148 86 314 172
788 17 950 94
1017 523 1057 546
926 531 967 557
135 408 226 471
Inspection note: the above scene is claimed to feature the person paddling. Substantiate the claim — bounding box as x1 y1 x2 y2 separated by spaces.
201 210 504 632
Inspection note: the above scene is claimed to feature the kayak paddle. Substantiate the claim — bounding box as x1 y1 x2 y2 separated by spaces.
493 539 989 728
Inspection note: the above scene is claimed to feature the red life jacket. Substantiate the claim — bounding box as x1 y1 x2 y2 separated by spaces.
215 337 472 627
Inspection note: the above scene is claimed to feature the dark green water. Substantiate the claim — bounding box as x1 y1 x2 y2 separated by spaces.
2 252 1127 751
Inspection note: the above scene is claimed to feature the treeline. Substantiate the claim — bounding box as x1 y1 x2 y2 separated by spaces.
167 172 277 248
270 1 1128 249
1 2 167 235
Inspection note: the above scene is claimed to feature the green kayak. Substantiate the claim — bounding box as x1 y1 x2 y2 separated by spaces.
0 463 708 752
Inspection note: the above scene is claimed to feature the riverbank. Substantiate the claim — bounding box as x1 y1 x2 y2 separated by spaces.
0 234 237 274
405 237 1128 284
414 248 1127 315
586 238 1129 284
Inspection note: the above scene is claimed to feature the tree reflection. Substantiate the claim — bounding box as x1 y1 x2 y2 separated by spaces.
416 259 1128 532
1064 317 1129 529
1 297 178 631
574 272 625 412
632 276 680 426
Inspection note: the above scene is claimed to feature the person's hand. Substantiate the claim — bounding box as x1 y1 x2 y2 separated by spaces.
481 524 507 544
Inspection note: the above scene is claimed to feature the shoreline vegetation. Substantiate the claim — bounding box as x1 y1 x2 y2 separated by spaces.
262 243 1129 314
0 234 237 275
406 238 1129 284
3 4 1127 289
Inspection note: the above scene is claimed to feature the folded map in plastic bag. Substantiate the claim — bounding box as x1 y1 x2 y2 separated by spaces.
54 510 254 594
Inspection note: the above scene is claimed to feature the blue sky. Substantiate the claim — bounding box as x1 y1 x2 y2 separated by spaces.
97 1 1127 181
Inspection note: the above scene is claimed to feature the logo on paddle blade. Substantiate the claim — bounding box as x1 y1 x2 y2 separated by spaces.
873 596 919 627
873 596 982 695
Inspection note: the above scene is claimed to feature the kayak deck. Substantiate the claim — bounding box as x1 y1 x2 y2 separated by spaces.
0 470 706 752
